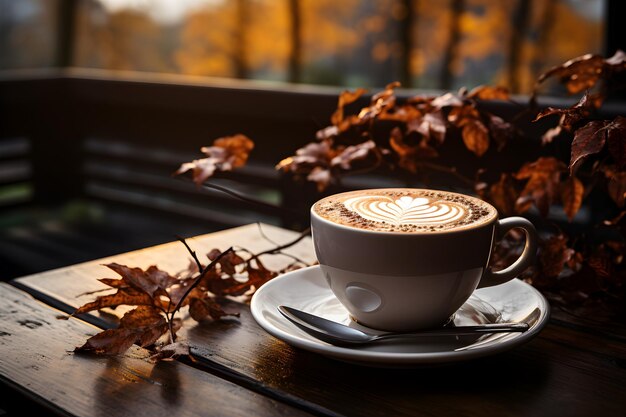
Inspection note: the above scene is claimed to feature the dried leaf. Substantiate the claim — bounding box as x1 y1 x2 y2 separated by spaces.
461 119 490 157
389 127 437 173
467 85 510 100
330 140 378 170
307 167 333 192
118 306 169 348
331 88 368 126
208 249 245 276
275 140 334 175
487 114 514 151
542 126 562 145
539 234 575 278
606 116 626 169
570 120 608 174
189 296 239 321
149 341 190 362
533 91 600 132
535 53 605 95
105 263 178 298
74 287 156 315
406 111 447 144
515 157 566 217
489 173 519 216
431 92 463 109
561 176 584 221
605 169 626 207
75 328 137 356
175 134 254 185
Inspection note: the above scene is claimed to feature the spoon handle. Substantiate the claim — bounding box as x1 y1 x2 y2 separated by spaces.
376 322 530 340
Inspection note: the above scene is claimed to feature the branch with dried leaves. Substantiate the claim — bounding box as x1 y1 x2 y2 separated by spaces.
71 228 313 361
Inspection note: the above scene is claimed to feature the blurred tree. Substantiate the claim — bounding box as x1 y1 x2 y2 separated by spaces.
439 0 464 90
507 0 532 93
288 0 302 83
62 0 605 94
75 0 170 72
0 0 59 70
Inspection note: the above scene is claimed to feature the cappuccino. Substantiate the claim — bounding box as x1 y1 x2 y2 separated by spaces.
313 188 496 233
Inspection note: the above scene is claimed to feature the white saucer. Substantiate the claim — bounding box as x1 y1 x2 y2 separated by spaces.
250 265 550 367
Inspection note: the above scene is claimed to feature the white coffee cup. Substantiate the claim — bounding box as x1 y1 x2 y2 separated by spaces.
310 188 538 332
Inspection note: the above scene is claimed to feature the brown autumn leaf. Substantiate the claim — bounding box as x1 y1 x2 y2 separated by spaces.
489 173 519 216
75 306 178 355
175 134 254 185
561 176 584 221
117 306 171 348
606 116 626 169
486 114 515 151
275 140 335 176
605 169 626 207
149 341 190 362
331 88 368 126
466 85 510 101
448 105 491 156
208 248 245 276
75 328 137 356
570 120 607 174
307 167 333 192
73 287 156 315
406 111 447 144
533 91 601 143
389 127 438 173
189 296 240 321
534 53 605 95
461 119 490 157
514 157 566 217
106 263 179 298
431 92 464 109
587 250 613 280
330 140 376 171
538 234 576 279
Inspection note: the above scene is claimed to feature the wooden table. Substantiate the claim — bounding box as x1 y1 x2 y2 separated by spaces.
1 223 625 417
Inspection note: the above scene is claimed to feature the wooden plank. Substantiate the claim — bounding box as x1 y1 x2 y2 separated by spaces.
12 223 626 417
0 282 313 417
12 223 315 319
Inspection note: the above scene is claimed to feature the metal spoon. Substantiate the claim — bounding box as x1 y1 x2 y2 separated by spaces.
278 305 529 346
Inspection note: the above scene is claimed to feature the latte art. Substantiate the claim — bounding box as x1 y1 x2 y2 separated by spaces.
343 195 466 226
313 188 497 233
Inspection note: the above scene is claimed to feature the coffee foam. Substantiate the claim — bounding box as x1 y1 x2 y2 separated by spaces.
313 189 496 233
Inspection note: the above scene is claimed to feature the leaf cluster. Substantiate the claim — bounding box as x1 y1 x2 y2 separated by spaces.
72 234 310 359
181 50 626 319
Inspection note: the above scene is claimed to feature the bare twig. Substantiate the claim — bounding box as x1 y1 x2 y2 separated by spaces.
176 235 203 273
248 227 311 262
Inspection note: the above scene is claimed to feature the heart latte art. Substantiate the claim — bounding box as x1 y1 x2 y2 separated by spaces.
313 189 496 232
343 195 465 225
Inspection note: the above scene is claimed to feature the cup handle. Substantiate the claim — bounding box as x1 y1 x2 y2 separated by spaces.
477 217 538 288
